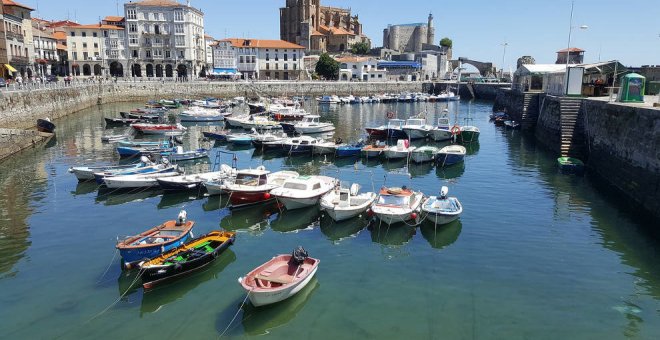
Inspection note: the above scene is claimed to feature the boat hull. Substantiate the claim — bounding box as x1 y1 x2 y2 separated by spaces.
436 153 465 167
119 232 192 267
383 150 410 159
402 128 429 140
229 190 274 208
429 129 452 141
459 131 480 143
365 128 386 138
411 152 436 163
243 265 318 307
373 211 418 225
275 196 322 210
335 148 361 157
385 129 407 139
295 125 335 134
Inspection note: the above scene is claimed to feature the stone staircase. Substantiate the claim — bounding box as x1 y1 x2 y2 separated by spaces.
521 93 537 127
559 97 586 158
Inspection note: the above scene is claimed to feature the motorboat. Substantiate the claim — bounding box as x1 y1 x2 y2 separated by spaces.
313 139 342 155
238 247 319 307
365 124 387 139
282 136 319 155
226 131 255 145
458 126 480 143
131 123 187 136
270 175 337 210
224 115 252 129
248 102 267 113
383 139 416 160
271 107 309 121
203 130 230 141
101 133 130 143
179 107 229 122
157 165 236 191
429 116 453 141
241 116 281 130
397 93 413 102
371 186 425 225
224 167 299 208
318 95 340 104
102 167 182 189
293 115 335 134
410 146 439 163
436 145 466 167
336 141 364 157
361 141 387 158
385 119 407 139
116 210 194 269
117 139 173 148
163 146 209 161
402 118 433 140
421 186 463 225
69 156 153 181
139 230 235 289
320 183 377 222
93 160 174 184
37 118 56 133
503 120 521 129
104 117 141 127
436 91 460 102
252 132 288 148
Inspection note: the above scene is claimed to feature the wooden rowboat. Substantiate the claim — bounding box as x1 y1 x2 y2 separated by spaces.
239 247 319 307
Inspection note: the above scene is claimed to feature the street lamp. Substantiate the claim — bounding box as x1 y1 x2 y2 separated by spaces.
500 42 508 81
564 0 588 95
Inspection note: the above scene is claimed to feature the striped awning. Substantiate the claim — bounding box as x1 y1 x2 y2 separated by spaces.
5 64 17 72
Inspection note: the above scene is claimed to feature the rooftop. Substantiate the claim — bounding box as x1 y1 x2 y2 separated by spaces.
335 56 372 63
103 16 125 22
389 22 426 27
63 24 124 30
2 0 34 10
318 25 355 36
557 47 585 53
220 38 305 49
126 0 182 6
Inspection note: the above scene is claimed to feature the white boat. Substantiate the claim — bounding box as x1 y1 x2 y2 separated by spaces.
429 116 453 141
436 91 460 101
294 115 335 134
191 99 222 108
282 135 320 155
383 139 416 159
179 106 228 122
319 95 340 104
101 134 130 143
157 165 236 191
165 146 209 161
402 118 433 140
69 156 153 181
436 145 466 167
421 186 463 225
371 186 424 225
240 116 281 130
226 132 255 145
270 175 337 210
313 139 342 155
238 247 319 307
224 168 300 208
410 146 439 163
224 115 251 128
320 183 377 222
103 167 182 189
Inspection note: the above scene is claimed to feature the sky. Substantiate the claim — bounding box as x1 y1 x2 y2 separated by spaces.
21 0 660 69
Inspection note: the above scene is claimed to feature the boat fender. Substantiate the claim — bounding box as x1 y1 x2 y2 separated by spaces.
176 210 187 226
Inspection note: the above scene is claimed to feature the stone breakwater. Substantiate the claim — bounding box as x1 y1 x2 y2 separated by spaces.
0 81 424 130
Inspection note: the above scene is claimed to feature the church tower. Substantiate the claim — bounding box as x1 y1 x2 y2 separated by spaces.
427 13 435 45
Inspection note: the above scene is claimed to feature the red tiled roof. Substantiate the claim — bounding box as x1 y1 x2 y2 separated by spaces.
335 56 372 63
557 47 585 53
2 0 34 10
49 20 80 28
128 0 183 7
64 24 124 30
318 25 355 36
220 38 305 49
52 31 67 40
103 16 125 22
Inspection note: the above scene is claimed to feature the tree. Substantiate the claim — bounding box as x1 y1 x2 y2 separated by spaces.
350 42 370 55
439 37 453 48
315 53 340 80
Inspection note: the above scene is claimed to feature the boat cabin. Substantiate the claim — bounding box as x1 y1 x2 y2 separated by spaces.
300 115 321 124
377 187 414 207
235 169 270 186
437 117 450 128
282 176 323 192
405 118 426 127
387 119 404 129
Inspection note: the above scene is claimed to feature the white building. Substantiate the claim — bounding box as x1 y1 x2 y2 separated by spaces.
336 56 387 82
62 24 124 77
212 38 305 80
1 0 34 79
204 34 214 70
124 0 205 79
31 20 59 76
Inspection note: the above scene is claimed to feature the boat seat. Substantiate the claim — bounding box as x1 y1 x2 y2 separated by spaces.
254 274 291 284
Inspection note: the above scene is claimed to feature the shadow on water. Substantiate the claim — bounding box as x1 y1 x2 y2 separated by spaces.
319 215 369 242
95 188 162 206
203 195 229 212
220 202 278 234
139 250 237 316
408 162 434 178
157 191 206 210
71 181 99 196
435 161 465 180
270 206 320 233
419 219 462 250
223 278 320 337
368 221 416 246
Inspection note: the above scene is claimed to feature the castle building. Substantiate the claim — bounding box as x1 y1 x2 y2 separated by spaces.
280 0 370 53
383 13 435 53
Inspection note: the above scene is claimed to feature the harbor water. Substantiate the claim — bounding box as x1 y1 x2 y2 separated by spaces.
0 99 659 339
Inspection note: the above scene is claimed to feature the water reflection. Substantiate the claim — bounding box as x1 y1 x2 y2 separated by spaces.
368 221 416 246
140 250 236 316
220 203 277 233
203 195 229 212
71 181 99 196
419 220 462 250
319 215 369 242
239 278 319 336
158 191 205 210
435 162 465 180
408 162 434 178
95 188 162 206
270 206 320 233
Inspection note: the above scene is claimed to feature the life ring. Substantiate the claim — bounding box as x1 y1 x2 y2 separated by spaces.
386 111 395 119
451 125 461 135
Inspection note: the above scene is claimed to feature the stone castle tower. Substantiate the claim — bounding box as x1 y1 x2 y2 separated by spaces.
382 13 436 53
427 13 435 46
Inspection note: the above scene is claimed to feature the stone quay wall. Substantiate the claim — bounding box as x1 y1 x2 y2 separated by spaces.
534 95 562 154
0 128 52 162
427 82 511 101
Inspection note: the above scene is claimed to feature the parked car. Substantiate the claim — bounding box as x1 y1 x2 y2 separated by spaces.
0 78 7 87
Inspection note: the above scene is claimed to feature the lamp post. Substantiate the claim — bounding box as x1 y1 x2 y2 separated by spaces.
564 0 588 95
500 42 508 81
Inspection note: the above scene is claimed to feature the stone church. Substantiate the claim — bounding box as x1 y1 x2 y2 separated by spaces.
280 0 371 53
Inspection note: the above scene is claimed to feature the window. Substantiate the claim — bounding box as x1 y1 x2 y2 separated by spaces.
174 11 184 21
165 50 171 58
71 42 76 48
127 9 136 19
239 56 244 63
129 35 138 45
146 50 151 58
293 64 297 70
265 53 269 61
284 63 288 70
93 32 97 37
265 71 270 78
82 43 87 48
275 54 279 61
154 25 160 35
352 65 357 69
70 32 75 37
293 53 297 61
178 50 184 58
129 23 137 33
284 54 288 61
83 52 88 60
174 24 184 34
266 63 269 70
82 32 87 37
132 50 138 58
72 51 77 59
103 30 108 38
251 56 256 63
93 43 98 48
275 63 279 70
175 36 185 46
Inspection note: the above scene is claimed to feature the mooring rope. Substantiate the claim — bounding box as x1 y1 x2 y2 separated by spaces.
218 291 251 338
88 268 145 322
96 249 119 284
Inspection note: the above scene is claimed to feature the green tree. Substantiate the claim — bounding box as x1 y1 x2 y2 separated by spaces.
350 42 370 55
439 37 453 48
315 53 340 80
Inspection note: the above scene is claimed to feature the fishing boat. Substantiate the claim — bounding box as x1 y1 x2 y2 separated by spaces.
385 119 407 139
132 123 187 136
179 107 228 122
436 91 460 102
402 118 433 140
139 230 235 289
270 176 337 210
371 186 425 225
410 146 439 163
203 130 230 141
116 210 194 269
293 115 335 134
69 156 153 181
282 136 319 155
429 116 453 141
458 126 480 143
118 139 173 148
93 160 174 184
318 95 340 104
102 166 182 189
116 145 172 158
104 117 141 127
557 157 585 174
361 141 387 158
159 99 182 109
240 116 281 130
436 145 466 167
421 186 463 225
383 139 416 160
226 132 255 145
37 118 55 133
157 165 236 191
248 102 267 113
224 115 251 129
320 183 377 222
271 107 309 121
224 168 299 208
371 186 424 225
238 247 319 307
365 124 387 139
335 141 364 157
101 134 130 143
252 132 287 148
163 147 209 161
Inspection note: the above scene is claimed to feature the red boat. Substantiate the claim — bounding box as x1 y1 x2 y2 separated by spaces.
131 123 187 135
365 125 387 138
224 167 299 208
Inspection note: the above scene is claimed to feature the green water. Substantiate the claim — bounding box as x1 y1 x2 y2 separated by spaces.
0 99 659 339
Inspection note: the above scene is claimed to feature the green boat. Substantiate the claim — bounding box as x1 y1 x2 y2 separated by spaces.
458 126 480 143
159 99 182 109
557 157 585 174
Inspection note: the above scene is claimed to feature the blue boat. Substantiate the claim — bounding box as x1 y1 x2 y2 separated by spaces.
93 162 176 184
436 145 467 167
336 142 364 157
117 139 172 148
203 131 229 141
385 119 408 139
115 210 195 269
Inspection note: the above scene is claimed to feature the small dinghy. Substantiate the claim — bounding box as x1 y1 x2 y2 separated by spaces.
101 134 130 143
371 186 424 225
102 166 181 189
436 145 466 167
69 156 153 181
37 118 55 133
139 230 235 289
320 183 377 222
116 210 194 269
410 146 439 163
239 247 319 307
163 146 209 161
421 186 463 225
157 165 236 191
105 117 141 127
383 139 416 160
361 141 387 158
557 157 584 175
336 141 364 157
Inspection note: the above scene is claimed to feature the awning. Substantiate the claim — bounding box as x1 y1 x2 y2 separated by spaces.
211 68 239 76
5 64 17 73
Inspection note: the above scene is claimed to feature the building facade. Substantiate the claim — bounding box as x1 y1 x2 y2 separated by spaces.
62 24 124 77
31 20 59 77
1 0 34 79
383 13 435 53
280 0 370 53
124 0 205 79
336 56 386 82
213 38 305 80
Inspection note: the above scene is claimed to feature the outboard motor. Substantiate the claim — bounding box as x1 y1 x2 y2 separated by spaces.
173 136 184 145
289 246 309 266
440 186 449 200
140 155 150 165
176 210 187 226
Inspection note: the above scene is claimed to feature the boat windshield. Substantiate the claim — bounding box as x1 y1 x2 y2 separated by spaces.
377 195 409 206
235 174 263 186
283 182 307 190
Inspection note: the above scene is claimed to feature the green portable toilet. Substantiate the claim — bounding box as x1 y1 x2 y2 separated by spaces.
619 73 645 102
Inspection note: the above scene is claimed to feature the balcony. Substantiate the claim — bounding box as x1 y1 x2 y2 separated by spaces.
9 56 29 65
6 31 24 43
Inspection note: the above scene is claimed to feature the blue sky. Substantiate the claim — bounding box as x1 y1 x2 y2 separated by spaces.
22 0 660 68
